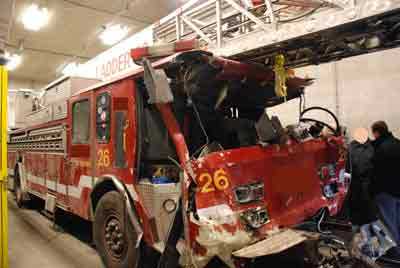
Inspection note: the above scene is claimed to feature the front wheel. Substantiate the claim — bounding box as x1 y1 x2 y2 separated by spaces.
93 191 141 268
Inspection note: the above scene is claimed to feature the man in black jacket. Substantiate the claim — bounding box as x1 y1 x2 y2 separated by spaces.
371 121 400 258
347 128 376 226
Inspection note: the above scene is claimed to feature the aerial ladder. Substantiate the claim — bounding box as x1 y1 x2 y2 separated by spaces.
150 0 400 68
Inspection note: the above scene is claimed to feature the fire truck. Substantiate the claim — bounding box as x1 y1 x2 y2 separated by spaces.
7 0 400 267
7 40 352 268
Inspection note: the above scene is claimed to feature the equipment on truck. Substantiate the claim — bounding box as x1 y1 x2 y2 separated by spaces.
7 40 367 268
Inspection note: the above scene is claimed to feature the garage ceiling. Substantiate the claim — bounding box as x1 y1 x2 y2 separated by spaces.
0 0 13 50
3 0 187 85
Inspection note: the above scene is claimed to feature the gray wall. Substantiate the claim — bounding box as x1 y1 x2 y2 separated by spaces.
9 78 46 90
269 48 400 138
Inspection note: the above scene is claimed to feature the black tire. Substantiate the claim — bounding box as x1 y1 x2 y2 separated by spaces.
14 168 25 208
93 191 141 268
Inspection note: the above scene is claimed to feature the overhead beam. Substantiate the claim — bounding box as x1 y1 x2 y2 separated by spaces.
5 42 91 60
59 0 153 25
0 0 15 45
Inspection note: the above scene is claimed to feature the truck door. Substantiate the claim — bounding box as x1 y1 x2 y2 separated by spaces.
94 91 113 171
93 80 136 185
66 92 94 218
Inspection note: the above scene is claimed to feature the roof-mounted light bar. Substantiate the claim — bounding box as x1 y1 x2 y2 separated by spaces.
131 39 199 61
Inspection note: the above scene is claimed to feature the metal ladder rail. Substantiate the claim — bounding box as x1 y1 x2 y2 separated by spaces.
8 126 66 153
153 0 352 46
151 0 400 65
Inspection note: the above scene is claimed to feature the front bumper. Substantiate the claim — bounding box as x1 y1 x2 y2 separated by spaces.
233 229 316 258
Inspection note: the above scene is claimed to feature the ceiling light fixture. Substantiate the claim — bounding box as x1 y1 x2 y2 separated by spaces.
99 24 129 46
5 53 22 71
21 3 50 31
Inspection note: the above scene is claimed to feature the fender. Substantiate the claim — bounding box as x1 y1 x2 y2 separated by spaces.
91 175 143 248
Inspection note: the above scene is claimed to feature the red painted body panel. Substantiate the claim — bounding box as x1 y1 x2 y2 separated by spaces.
188 137 347 261
194 138 345 219
7 152 16 172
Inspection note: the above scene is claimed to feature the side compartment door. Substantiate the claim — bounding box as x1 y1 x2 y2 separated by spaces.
66 92 93 218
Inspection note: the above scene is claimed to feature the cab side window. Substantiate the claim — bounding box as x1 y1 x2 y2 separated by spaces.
72 100 90 144
96 93 111 142
136 79 177 161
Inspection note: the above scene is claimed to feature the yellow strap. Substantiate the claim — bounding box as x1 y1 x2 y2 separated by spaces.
0 65 8 268
274 54 287 100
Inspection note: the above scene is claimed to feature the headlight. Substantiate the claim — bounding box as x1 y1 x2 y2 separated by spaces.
241 207 269 229
323 183 338 198
234 182 264 204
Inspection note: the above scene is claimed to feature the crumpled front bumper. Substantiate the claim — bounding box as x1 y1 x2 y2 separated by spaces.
190 215 319 268
233 229 317 258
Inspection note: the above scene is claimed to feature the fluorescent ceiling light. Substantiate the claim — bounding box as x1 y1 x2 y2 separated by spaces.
21 3 50 31
62 62 80 76
5 53 22 71
99 24 129 46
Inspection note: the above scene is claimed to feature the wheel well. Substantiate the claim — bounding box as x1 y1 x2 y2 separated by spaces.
90 177 145 249
90 180 118 214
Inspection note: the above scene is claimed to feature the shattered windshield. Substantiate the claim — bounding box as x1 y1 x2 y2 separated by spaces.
163 52 308 154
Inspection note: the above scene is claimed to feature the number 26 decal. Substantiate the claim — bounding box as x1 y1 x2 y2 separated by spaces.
97 149 111 167
198 169 230 193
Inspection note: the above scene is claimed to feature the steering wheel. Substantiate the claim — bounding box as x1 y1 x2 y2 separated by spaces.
299 107 340 136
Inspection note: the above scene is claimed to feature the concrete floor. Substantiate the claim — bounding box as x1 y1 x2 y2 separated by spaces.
6 191 308 268
8 193 103 268
8 190 397 268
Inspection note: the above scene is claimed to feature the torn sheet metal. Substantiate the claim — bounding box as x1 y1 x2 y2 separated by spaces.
195 222 253 268
143 58 174 104
197 204 237 225
232 229 308 258
184 208 253 268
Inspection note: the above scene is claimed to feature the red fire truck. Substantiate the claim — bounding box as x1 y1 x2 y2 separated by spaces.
8 41 351 268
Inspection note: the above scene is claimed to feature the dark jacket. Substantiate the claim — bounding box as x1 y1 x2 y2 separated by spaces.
371 132 400 198
347 140 374 181
346 140 376 224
